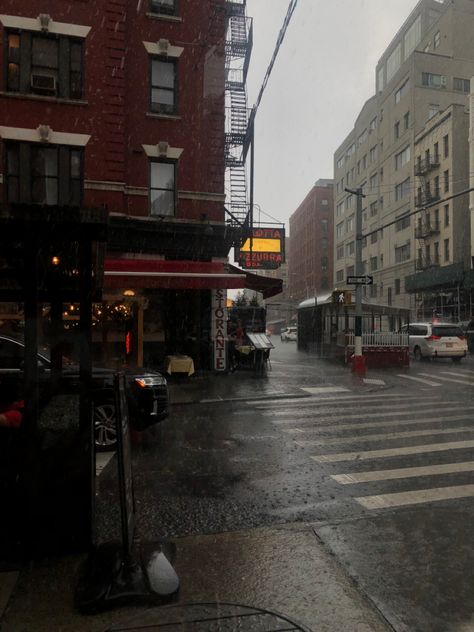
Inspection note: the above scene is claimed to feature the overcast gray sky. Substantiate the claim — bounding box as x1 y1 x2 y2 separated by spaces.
245 0 420 232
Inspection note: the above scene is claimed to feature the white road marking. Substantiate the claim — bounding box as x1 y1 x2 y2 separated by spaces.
332 461 474 484
310 439 474 463
441 371 474 379
295 426 474 447
396 374 442 386
419 373 474 386
356 484 474 510
96 451 115 475
363 378 386 385
301 386 351 394
271 405 473 424
253 393 440 409
279 413 474 433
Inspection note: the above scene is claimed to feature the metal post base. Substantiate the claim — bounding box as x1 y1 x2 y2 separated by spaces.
351 354 367 376
75 541 179 613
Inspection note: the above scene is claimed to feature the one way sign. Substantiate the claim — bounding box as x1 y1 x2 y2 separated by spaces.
346 275 373 285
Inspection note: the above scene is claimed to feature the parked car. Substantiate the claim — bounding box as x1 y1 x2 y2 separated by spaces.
399 323 467 361
281 326 297 342
0 335 169 450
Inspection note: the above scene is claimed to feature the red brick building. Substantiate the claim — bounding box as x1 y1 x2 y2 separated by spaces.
0 0 260 370
288 179 334 303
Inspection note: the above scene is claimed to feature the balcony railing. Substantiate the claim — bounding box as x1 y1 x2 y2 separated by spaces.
415 190 441 207
415 219 440 238
416 254 440 270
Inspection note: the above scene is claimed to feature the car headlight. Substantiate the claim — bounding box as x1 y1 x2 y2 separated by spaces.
134 376 167 388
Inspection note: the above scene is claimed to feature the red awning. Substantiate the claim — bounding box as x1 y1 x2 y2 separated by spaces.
104 258 246 291
227 264 283 299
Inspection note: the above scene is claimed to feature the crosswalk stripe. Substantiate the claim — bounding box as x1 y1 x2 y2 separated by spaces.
419 373 473 386
310 439 474 463
396 374 441 386
363 378 386 385
271 404 474 424
301 386 351 394
280 413 474 433
253 393 433 409
295 426 474 447
332 461 474 484
441 371 474 379
356 484 474 510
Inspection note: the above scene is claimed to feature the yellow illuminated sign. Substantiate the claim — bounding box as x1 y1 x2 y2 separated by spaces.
240 238 281 253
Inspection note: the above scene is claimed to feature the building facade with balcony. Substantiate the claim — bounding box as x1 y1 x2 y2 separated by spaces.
0 0 266 371
289 179 334 304
333 0 474 317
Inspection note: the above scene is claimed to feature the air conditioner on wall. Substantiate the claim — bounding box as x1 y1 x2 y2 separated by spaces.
31 73 57 94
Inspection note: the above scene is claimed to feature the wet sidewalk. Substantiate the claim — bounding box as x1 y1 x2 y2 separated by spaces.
0 522 391 631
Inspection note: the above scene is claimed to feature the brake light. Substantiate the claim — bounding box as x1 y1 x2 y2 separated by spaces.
458 335 466 341
426 335 441 341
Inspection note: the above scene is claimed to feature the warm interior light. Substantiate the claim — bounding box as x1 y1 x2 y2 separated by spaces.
123 289 135 297
51 256 60 266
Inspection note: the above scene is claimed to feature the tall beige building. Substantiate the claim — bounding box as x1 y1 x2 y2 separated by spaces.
334 0 474 320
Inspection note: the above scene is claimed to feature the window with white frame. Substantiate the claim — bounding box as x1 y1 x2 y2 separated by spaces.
395 243 411 262
346 241 355 256
395 177 410 201
336 269 344 282
336 222 344 238
395 145 411 170
151 57 177 114
346 215 354 232
150 0 177 16
369 146 377 162
422 72 443 88
395 79 409 103
386 42 401 82
150 160 176 216
370 256 378 271
404 15 421 60
453 77 470 92
395 212 411 231
336 244 344 260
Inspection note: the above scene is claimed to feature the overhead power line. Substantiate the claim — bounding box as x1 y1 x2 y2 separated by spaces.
249 0 298 128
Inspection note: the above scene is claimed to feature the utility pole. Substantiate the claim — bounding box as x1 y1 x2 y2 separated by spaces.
345 187 366 376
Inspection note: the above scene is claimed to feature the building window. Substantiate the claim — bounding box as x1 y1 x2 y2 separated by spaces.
404 15 421 59
370 256 378 271
6 142 83 206
443 134 449 158
394 121 400 139
404 111 410 130
370 173 377 190
434 31 440 48
386 42 401 83
395 145 411 170
428 104 439 120
151 57 177 114
369 116 377 132
321 218 328 233
362 154 367 170
453 77 470 92
444 169 449 193
321 199 328 206
395 278 401 295
346 216 354 232
422 72 443 88
395 79 409 103
434 142 439 162
321 238 329 251
346 241 355 256
369 146 377 162
321 256 329 272
150 160 176 216
370 201 377 217
369 283 377 298
336 244 344 260
387 287 392 305
379 196 384 211
336 156 344 169
444 238 450 262
377 66 384 93
336 222 344 238
395 243 410 263
395 212 410 231
336 202 344 218
6 31 83 99
444 204 449 227
150 0 177 15
336 269 344 283
370 231 377 245
347 265 355 277
395 178 410 201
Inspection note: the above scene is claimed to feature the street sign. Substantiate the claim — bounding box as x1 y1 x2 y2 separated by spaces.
346 275 373 285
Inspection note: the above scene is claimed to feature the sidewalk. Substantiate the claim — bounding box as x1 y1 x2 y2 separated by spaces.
0 522 392 631
0 363 392 631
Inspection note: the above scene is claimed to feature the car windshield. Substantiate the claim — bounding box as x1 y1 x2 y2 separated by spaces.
432 326 464 337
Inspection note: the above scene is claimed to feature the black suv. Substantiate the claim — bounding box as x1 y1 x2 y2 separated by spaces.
0 335 169 449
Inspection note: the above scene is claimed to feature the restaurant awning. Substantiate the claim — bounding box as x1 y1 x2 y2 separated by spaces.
227 264 283 299
104 258 246 291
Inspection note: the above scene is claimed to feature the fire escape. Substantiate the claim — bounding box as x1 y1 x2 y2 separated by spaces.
224 0 253 234
414 149 441 317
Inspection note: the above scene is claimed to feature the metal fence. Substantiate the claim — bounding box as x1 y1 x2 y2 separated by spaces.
346 332 409 347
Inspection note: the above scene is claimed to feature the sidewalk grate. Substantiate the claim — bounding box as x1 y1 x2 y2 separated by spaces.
106 602 312 631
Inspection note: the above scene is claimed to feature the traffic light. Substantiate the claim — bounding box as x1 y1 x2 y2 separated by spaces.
332 290 352 306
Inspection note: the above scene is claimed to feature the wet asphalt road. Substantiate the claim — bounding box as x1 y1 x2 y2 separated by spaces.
98 341 474 632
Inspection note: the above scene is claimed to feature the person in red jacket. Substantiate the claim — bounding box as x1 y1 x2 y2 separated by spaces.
0 379 23 429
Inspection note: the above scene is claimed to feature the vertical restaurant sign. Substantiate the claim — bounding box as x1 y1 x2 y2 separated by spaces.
212 289 227 371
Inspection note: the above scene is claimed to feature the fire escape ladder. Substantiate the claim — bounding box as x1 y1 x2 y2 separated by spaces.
224 0 252 231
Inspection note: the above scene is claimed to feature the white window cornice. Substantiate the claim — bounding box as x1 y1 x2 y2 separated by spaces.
142 143 183 160
0 125 90 146
0 14 91 38
143 40 184 58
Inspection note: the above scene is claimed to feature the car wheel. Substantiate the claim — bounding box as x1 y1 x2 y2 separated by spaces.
94 401 117 451
413 347 423 362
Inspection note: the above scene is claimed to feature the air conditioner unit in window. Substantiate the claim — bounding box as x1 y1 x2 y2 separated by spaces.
440 75 447 87
31 73 57 94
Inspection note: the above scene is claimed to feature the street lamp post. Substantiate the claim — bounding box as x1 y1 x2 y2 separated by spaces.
345 187 366 376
